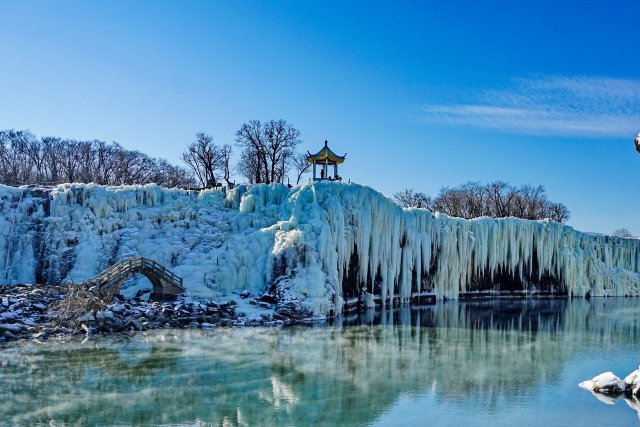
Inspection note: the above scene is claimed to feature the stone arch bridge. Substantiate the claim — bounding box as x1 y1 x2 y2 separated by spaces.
87 257 184 298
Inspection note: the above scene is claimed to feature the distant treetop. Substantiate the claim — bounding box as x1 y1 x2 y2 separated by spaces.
393 181 570 224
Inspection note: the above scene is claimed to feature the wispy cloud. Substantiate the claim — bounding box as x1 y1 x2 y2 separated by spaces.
423 76 640 137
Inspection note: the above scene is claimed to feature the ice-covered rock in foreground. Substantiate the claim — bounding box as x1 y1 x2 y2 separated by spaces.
1 182 640 316
579 372 626 394
625 366 640 396
580 366 640 398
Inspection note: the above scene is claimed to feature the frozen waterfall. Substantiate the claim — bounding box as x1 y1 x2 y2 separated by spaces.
0 182 638 315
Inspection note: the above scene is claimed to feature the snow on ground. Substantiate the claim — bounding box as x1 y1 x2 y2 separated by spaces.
0 182 639 316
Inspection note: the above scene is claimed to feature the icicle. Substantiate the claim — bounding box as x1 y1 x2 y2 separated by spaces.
0 182 639 316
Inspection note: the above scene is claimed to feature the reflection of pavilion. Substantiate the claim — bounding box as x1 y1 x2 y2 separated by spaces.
306 140 346 181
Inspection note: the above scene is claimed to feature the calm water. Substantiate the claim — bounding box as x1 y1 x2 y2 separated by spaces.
1 299 640 426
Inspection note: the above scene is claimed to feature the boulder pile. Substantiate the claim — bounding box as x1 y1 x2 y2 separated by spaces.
0 284 313 343
580 367 640 398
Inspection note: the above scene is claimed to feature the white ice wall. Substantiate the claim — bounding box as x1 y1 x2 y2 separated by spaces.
1 182 639 315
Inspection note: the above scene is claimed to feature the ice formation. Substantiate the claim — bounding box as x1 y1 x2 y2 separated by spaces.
580 366 640 397
579 372 626 394
1 181 639 315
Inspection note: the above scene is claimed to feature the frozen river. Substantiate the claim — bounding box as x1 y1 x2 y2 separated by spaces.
1 298 640 426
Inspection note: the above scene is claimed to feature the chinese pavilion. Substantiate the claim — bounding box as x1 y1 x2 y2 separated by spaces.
306 140 347 181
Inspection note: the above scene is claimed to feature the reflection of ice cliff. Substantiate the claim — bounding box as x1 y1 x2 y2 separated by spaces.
1 182 639 315
2 299 640 425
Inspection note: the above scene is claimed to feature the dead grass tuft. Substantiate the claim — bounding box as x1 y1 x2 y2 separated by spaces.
48 285 112 327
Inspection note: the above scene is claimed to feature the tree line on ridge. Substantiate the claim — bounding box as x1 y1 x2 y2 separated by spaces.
1 124 586 225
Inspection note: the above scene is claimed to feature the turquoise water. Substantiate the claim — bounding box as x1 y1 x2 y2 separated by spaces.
1 299 640 426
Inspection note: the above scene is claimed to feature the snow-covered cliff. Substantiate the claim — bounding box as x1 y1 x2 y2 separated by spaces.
1 182 639 315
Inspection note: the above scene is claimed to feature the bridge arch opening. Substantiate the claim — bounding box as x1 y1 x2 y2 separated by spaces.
120 275 155 300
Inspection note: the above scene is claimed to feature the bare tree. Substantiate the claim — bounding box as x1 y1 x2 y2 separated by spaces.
236 120 266 183
459 181 487 218
0 130 37 185
263 119 301 183
424 181 569 223
513 185 547 220
181 133 223 188
547 202 570 223
220 144 233 186
292 153 311 185
58 139 82 183
41 136 66 183
613 228 635 238
153 159 196 188
235 119 301 184
433 187 465 217
486 181 518 217
237 145 261 184
0 129 195 188
394 188 432 209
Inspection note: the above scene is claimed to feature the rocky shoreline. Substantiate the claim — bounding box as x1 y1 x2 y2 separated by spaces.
0 284 315 343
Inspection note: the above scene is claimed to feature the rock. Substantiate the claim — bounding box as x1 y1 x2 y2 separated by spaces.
55 326 72 335
206 315 220 324
4 330 18 341
257 294 278 304
96 310 114 320
275 301 310 321
1 298 8 308
0 323 23 334
145 308 157 318
127 319 143 330
32 303 46 311
240 290 250 299
0 311 17 321
580 372 626 394
108 318 124 329
111 303 126 314
624 366 640 396
220 318 234 327
77 312 95 322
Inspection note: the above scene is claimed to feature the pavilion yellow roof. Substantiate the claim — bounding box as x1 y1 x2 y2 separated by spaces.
306 140 347 164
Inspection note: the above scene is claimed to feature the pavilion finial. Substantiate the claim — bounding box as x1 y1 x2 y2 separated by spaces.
324 140 328 147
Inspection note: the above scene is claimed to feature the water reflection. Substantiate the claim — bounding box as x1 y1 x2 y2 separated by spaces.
1 299 640 426
581 387 640 420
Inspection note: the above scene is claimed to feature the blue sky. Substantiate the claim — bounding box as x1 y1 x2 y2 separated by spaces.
1 1 638 234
